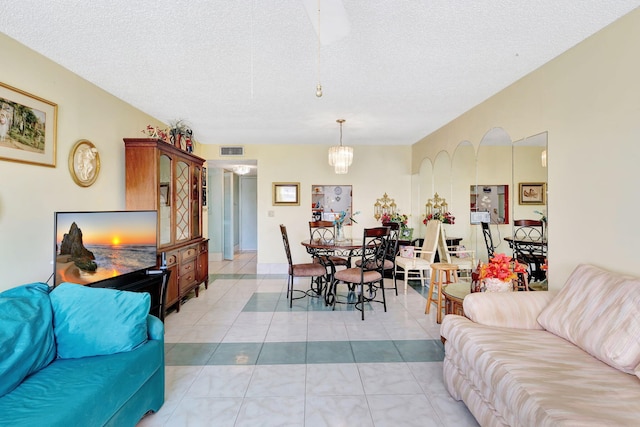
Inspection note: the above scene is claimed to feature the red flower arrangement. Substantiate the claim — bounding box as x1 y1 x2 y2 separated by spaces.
479 253 526 282
423 211 455 225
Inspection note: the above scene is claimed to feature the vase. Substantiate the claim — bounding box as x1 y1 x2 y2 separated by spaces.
482 277 513 292
335 224 345 242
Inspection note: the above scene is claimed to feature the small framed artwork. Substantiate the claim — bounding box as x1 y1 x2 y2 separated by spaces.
68 139 100 187
519 182 546 205
0 82 58 167
273 182 300 206
160 183 170 206
400 227 414 241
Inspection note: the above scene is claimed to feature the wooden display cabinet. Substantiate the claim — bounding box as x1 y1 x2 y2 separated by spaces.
124 138 209 312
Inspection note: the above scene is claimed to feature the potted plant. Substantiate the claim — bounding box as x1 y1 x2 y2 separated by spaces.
168 119 192 150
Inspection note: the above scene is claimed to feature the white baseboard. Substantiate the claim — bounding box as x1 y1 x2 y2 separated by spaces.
257 263 288 274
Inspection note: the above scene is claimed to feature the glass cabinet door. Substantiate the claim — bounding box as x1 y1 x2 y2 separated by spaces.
192 165 201 238
175 160 190 242
158 154 172 246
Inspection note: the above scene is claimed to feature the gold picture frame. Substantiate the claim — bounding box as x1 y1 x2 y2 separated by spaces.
0 82 57 167
69 139 100 187
273 182 300 206
519 182 546 205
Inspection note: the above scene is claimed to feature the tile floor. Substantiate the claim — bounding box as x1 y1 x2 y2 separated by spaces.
138 251 478 427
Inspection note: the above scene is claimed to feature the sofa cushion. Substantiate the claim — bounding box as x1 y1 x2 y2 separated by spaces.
50 283 150 359
537 264 640 374
0 283 56 397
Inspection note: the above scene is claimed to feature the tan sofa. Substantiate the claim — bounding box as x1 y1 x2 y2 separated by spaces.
441 264 640 426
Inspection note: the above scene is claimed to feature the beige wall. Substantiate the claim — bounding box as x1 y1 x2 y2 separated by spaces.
2 7 639 291
412 8 640 289
0 34 165 291
199 143 413 272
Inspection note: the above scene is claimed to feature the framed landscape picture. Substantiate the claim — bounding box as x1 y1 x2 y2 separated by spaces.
519 182 546 205
0 82 57 167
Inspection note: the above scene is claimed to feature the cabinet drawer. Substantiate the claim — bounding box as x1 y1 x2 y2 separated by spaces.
164 251 178 267
179 261 197 287
180 246 197 261
179 259 196 276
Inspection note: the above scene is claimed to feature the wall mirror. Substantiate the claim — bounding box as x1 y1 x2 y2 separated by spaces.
473 128 513 258
512 132 547 223
433 151 452 208
311 185 353 223
470 185 509 224
451 141 476 246
416 157 434 231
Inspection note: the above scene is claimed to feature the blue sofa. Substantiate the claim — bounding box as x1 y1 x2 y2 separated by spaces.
0 282 164 427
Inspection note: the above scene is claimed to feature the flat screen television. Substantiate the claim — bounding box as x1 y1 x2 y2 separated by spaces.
53 210 158 288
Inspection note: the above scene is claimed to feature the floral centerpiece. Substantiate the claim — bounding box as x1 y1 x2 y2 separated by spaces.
479 253 526 292
381 212 411 239
332 209 360 241
380 212 408 227
423 211 455 225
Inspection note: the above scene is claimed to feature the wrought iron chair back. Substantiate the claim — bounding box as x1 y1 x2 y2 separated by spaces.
309 220 336 243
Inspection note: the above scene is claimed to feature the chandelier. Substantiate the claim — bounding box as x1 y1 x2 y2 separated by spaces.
328 119 353 174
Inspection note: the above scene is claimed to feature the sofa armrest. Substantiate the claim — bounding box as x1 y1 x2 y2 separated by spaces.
462 291 557 330
147 315 165 341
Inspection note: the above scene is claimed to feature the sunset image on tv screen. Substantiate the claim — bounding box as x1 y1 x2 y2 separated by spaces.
54 211 157 286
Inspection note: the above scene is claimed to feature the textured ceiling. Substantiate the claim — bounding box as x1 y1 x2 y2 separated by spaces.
1 1 638 146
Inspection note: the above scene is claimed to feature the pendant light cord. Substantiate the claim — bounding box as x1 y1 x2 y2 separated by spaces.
316 0 323 97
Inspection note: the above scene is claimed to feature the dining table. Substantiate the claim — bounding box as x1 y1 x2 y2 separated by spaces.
504 236 547 282
301 238 373 306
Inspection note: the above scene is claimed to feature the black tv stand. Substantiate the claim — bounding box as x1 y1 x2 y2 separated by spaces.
87 269 171 321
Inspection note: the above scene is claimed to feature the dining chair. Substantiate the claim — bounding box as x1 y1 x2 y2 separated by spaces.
513 219 544 241
280 225 327 308
308 220 350 268
438 232 476 279
395 220 441 292
481 221 496 260
382 222 400 295
334 226 390 320
356 222 400 295
512 219 546 283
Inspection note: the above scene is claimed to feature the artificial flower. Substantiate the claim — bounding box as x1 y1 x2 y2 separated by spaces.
332 210 360 226
533 210 547 224
423 211 455 225
380 212 408 226
479 253 526 282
